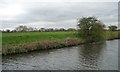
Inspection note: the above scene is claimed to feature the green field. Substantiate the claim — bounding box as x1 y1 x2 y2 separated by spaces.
2 31 119 46
2 31 79 46
2 31 119 55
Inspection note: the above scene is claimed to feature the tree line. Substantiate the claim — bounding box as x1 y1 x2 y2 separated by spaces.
1 26 77 33
1 17 118 33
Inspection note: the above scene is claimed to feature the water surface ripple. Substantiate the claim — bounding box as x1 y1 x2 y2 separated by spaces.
2 40 118 70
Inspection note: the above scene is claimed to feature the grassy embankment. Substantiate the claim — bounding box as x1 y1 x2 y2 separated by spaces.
2 31 119 55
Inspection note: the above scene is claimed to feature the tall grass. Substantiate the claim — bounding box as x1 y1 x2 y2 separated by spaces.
104 31 118 40
2 38 81 55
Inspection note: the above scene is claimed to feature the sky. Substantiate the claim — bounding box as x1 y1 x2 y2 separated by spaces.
0 0 119 30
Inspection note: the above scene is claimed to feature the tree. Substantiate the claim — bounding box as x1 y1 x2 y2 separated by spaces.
108 25 117 31
59 28 65 31
54 28 59 31
67 28 76 31
28 27 34 32
77 16 105 43
40 28 45 32
15 25 28 32
6 29 10 32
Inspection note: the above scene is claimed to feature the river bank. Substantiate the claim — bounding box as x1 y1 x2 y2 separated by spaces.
2 39 118 70
2 31 119 55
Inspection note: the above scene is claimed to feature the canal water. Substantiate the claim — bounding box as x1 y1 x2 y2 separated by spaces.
2 40 118 70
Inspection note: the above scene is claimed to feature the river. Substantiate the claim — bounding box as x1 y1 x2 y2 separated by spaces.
2 39 118 70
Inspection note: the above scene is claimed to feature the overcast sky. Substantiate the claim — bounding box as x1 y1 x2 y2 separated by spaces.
0 0 119 30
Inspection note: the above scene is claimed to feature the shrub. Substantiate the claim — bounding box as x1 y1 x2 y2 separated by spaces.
77 16 105 43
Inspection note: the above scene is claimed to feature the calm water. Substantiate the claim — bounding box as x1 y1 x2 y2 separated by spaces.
2 40 118 70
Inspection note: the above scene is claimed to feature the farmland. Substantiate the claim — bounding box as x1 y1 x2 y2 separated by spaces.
2 31 119 55
2 31 119 46
2 31 79 46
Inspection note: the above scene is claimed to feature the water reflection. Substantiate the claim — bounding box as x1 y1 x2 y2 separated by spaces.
78 42 106 70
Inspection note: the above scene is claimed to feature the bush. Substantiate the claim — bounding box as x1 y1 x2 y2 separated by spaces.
77 16 105 43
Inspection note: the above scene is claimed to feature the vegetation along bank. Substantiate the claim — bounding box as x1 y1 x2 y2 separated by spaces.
2 31 120 55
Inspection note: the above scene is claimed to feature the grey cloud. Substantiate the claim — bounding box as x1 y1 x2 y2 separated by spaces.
1 2 118 29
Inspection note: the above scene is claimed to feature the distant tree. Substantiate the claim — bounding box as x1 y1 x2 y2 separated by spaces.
15 25 38 32
54 28 59 31
49 28 54 32
45 28 54 32
28 27 34 32
2 30 6 33
12 30 17 32
67 28 76 31
33 28 38 32
38 29 41 32
108 25 117 31
77 16 105 43
15 25 28 32
59 28 65 31
40 28 45 32
6 29 10 32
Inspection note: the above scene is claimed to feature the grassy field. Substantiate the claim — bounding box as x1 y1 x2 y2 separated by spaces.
2 31 119 46
2 31 119 55
2 31 79 46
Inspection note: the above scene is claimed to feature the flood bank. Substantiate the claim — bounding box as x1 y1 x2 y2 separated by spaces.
2 34 120 56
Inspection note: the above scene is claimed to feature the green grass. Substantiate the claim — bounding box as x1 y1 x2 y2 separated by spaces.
2 31 79 46
104 31 118 39
2 31 119 55
2 31 119 46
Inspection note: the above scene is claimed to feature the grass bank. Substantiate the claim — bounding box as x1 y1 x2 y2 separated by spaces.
2 31 119 55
